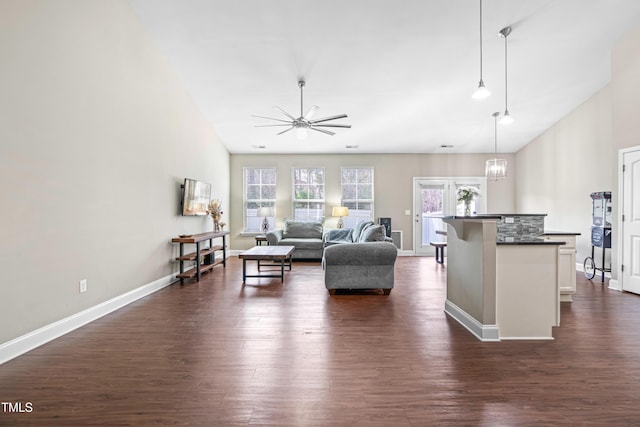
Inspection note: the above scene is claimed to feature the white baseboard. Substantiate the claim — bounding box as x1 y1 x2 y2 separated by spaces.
609 279 621 291
397 250 414 257
444 300 500 342
0 273 177 365
575 261 611 278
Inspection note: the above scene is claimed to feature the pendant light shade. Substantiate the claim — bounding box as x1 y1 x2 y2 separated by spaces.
472 0 491 99
498 26 514 124
486 112 507 180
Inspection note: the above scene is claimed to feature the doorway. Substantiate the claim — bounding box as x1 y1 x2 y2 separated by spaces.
413 177 486 255
620 147 640 294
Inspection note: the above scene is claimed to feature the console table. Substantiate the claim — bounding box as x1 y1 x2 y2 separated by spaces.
171 231 228 283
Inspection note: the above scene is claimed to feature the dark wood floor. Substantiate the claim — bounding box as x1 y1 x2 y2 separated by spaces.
2 256 640 426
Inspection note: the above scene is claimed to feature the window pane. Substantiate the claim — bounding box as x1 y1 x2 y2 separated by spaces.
246 185 260 200
309 169 323 184
262 169 276 184
293 168 324 221
357 184 372 199
246 169 259 185
294 186 309 200
341 167 374 224
342 184 356 199
261 185 276 199
357 169 372 183
342 168 356 182
310 185 324 200
244 168 276 232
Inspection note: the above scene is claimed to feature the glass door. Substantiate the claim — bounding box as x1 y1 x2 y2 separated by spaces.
413 177 486 255
414 180 448 256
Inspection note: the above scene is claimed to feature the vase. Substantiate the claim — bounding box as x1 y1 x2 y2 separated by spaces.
464 200 471 216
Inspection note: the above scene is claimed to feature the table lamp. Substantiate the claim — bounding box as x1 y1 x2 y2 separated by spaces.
258 207 271 233
332 206 349 229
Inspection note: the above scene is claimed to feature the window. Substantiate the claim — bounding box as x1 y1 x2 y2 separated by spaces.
341 167 374 228
244 167 276 232
293 167 325 222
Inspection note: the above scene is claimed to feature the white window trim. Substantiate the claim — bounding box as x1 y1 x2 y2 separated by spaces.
243 166 277 233
292 166 325 222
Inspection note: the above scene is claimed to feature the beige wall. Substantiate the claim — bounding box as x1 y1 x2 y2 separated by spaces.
230 153 516 251
515 86 614 266
612 23 640 152
515 20 640 280
0 1 229 344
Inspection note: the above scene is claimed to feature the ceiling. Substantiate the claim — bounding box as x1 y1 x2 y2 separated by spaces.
129 0 640 154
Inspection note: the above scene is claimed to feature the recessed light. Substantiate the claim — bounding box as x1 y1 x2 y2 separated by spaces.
345 145 359 149
251 145 267 149
440 145 454 149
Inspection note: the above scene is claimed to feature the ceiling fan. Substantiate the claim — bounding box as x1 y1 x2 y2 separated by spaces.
252 80 351 138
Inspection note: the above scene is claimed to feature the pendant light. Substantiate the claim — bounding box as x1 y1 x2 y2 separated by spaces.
486 112 507 180
472 0 491 99
498 26 514 124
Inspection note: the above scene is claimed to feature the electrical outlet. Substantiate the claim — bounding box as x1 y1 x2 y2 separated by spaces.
79 279 87 293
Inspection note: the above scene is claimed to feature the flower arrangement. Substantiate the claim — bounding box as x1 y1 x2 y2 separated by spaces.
207 199 223 231
456 186 480 216
456 186 480 203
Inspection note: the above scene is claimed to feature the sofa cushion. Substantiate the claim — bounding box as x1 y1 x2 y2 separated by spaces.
282 220 323 239
278 237 323 250
359 224 387 242
352 220 374 242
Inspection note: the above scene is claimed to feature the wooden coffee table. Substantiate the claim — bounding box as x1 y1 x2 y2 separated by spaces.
238 245 295 283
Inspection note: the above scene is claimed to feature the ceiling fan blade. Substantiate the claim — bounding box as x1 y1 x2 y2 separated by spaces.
254 124 294 127
313 123 352 129
310 114 348 124
251 114 292 124
276 126 295 135
309 127 335 136
304 105 319 120
273 106 297 121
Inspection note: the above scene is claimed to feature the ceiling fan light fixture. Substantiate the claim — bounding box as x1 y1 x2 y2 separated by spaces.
253 79 351 137
295 124 309 140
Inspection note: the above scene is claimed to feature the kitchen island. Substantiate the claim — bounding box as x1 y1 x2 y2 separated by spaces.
443 216 565 341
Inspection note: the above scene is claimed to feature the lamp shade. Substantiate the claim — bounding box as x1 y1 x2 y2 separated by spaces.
332 206 349 217
258 207 272 217
472 82 491 99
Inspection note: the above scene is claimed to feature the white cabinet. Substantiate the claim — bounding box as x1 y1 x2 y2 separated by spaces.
543 234 577 302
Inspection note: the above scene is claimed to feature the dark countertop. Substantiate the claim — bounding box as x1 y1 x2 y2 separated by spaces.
476 213 548 217
444 214 547 220
443 215 502 220
543 231 581 236
497 237 565 245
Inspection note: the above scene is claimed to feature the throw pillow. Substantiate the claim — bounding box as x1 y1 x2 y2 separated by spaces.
352 220 374 242
359 224 387 242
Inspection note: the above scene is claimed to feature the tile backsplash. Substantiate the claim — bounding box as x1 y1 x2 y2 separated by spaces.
496 216 545 239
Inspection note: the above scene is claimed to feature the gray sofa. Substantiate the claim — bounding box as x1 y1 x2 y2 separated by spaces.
323 241 398 294
322 221 398 294
266 220 324 260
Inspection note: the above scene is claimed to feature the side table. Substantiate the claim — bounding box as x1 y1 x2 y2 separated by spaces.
255 235 268 246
